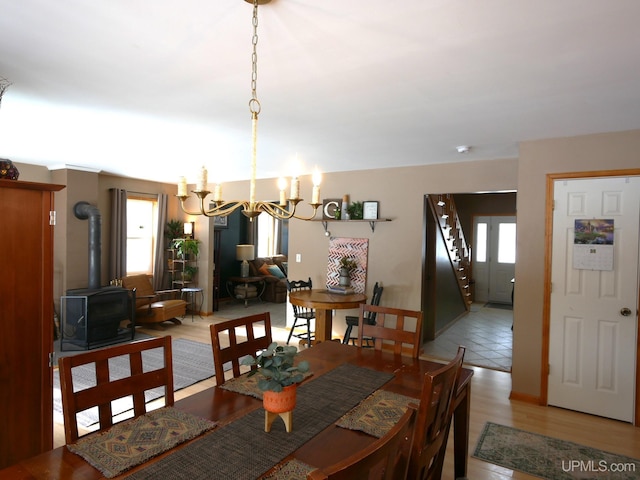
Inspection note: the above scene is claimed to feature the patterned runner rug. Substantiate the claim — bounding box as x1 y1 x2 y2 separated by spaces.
473 422 640 479
125 363 394 480
53 338 216 427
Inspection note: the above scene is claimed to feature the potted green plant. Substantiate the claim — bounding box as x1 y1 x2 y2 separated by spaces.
181 264 198 281
173 238 200 260
346 201 364 220
241 342 310 392
241 342 310 432
338 256 357 286
165 219 183 244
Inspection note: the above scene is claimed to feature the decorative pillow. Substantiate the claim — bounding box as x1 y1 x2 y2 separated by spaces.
280 262 288 275
258 263 273 276
266 264 286 279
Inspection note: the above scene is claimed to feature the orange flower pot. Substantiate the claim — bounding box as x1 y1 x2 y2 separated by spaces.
263 384 297 413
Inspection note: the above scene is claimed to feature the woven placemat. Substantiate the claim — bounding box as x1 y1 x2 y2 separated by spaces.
67 407 217 478
336 389 415 438
261 459 315 480
125 363 394 479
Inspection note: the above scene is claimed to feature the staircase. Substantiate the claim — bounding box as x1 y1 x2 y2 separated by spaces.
427 194 473 309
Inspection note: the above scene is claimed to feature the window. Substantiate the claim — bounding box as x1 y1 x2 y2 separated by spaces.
256 213 280 257
476 223 488 262
497 223 516 264
126 197 158 275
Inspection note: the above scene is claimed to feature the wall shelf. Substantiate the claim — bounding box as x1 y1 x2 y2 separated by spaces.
312 218 392 233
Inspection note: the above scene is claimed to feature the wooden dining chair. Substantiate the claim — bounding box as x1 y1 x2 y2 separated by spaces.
307 404 417 480
357 304 423 358
58 336 174 444
408 346 466 480
343 281 383 345
286 278 316 346
209 312 272 385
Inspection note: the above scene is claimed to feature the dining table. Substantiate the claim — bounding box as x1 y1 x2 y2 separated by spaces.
288 289 367 342
0 341 473 480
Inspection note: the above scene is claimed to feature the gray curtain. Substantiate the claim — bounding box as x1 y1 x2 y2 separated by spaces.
153 193 168 290
109 188 127 280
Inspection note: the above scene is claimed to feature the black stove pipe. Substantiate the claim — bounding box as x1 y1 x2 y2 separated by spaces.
74 201 102 290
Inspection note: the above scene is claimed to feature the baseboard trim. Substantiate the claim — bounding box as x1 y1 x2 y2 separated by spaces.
509 390 541 405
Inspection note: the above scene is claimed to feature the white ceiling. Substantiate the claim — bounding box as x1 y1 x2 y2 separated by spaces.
1 0 639 185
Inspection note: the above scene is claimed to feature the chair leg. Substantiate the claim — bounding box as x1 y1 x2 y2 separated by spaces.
342 324 353 344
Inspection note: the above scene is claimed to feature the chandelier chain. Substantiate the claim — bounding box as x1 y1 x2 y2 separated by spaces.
249 0 261 115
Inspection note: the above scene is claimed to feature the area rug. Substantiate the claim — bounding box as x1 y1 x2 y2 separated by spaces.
53 338 216 428
473 422 640 479
67 407 217 478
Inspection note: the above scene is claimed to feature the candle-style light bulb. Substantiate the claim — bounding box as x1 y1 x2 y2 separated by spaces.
278 177 288 206
178 176 188 197
197 166 208 192
311 169 322 204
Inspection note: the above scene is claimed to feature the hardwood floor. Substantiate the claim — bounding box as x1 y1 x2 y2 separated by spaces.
53 312 640 480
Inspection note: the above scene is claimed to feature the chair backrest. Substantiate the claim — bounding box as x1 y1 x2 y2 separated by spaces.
287 278 315 317
307 405 417 480
357 304 423 358
209 312 272 385
364 282 384 324
122 274 155 307
408 346 466 480
58 336 174 444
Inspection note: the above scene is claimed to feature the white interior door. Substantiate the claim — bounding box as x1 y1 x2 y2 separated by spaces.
473 216 516 304
549 176 639 422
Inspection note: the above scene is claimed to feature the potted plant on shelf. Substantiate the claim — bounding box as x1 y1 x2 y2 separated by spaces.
165 219 183 245
173 238 200 260
346 201 364 220
241 342 310 432
181 265 198 282
338 256 358 286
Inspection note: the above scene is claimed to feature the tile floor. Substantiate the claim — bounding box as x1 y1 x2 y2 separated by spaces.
215 300 514 372
421 302 513 372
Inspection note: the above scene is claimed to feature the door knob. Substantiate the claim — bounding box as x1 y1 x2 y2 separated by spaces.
620 307 632 317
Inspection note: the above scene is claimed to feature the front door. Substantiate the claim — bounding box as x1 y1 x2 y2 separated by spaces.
473 216 516 304
548 176 639 422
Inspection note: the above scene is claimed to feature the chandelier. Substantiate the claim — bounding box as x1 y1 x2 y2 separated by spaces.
177 0 322 221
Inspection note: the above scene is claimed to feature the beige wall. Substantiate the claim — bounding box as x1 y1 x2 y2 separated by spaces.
14 127 640 402
513 129 640 399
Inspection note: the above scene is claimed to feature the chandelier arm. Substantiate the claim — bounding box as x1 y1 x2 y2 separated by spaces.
203 200 250 218
292 204 321 221
178 196 208 216
259 201 296 220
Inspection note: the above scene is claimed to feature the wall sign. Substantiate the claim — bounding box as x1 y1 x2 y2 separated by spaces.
573 219 614 271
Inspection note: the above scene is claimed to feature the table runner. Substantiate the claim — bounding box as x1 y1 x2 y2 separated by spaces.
125 363 394 480
67 407 217 478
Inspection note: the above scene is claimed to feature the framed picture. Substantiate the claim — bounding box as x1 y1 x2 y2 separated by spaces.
213 215 228 228
363 201 379 220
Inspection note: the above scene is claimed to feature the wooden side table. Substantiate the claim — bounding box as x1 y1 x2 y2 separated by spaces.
226 276 266 307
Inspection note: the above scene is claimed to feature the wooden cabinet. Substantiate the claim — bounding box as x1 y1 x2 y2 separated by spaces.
0 179 64 468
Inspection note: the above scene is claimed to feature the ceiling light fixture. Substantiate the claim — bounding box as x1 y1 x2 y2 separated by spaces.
456 145 471 154
177 0 322 221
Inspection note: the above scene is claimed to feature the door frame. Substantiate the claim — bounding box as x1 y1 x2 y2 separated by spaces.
541 168 640 426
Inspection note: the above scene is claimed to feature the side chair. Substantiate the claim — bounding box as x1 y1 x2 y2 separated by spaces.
408 346 466 480
357 304 423 358
286 278 316 346
209 312 272 385
58 336 174 444
343 281 383 345
307 404 417 480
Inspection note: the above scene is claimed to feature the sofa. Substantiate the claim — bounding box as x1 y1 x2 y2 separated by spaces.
248 255 288 303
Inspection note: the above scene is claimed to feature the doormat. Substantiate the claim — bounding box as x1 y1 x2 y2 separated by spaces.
473 422 640 479
53 338 216 428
